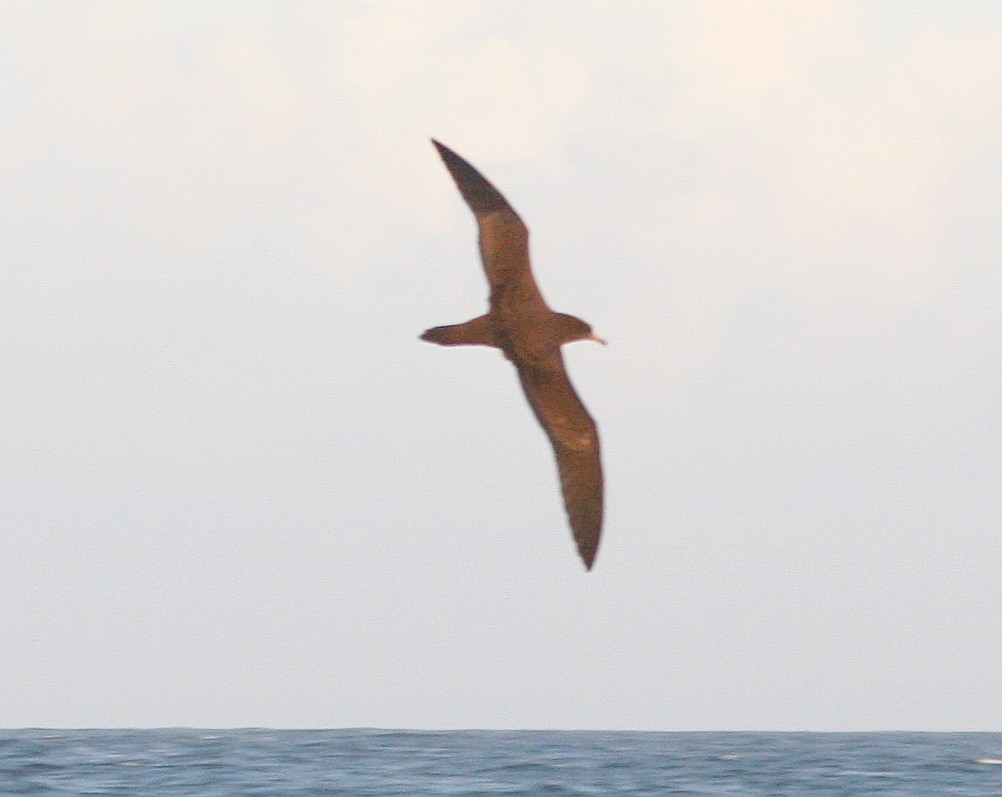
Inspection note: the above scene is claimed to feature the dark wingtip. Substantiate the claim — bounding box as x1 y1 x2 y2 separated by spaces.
430 140 516 217
575 514 601 571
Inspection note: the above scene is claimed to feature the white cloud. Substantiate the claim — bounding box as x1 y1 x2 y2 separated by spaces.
332 1 589 160
597 2 1002 361
664 0 853 129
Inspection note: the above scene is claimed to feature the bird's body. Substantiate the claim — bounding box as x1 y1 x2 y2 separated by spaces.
422 140 605 570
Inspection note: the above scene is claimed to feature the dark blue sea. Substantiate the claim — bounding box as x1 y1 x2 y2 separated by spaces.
2 729 1001 795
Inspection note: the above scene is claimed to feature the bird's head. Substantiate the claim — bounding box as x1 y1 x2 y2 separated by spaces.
555 313 606 347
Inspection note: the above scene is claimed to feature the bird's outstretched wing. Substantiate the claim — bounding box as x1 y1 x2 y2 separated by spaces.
515 353 603 569
431 140 544 308
432 139 520 217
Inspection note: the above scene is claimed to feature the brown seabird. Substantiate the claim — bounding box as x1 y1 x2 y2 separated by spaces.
421 140 605 570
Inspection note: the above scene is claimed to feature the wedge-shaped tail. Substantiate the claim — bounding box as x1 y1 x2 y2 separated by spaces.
421 315 498 347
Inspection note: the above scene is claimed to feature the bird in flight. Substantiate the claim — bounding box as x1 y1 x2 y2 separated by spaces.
421 140 605 570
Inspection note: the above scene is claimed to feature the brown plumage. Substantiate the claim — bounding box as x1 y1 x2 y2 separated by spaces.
421 140 605 570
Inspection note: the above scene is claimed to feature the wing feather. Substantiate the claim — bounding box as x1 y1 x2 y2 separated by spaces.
515 354 603 569
431 140 544 306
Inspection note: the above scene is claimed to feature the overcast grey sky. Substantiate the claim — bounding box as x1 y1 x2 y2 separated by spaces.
3 1 1001 730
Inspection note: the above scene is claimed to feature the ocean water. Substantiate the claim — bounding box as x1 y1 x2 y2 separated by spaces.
1 729 1001 796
